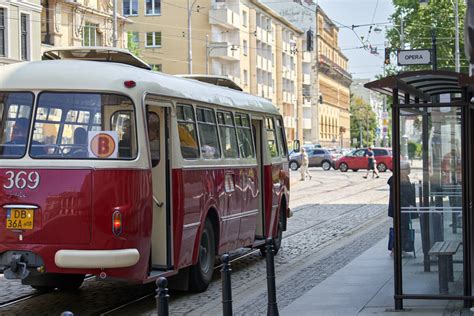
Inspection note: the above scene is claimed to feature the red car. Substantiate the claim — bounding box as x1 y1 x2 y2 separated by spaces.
335 148 392 172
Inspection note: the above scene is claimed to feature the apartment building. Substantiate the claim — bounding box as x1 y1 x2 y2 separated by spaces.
40 0 129 50
0 0 42 65
120 0 303 142
264 1 352 148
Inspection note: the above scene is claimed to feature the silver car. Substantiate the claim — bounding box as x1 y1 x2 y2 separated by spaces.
289 148 335 171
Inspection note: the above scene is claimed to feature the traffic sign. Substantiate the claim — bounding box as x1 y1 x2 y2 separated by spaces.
398 49 432 66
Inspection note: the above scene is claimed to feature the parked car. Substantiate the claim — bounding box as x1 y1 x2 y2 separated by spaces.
334 147 392 172
289 148 336 171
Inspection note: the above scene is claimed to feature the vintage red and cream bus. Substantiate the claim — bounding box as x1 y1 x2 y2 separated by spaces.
0 57 290 291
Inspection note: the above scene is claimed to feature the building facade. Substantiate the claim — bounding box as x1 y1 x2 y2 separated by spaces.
120 0 303 142
40 0 129 50
264 0 352 148
0 0 42 65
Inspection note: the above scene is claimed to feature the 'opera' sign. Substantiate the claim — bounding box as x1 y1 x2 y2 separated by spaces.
397 49 432 66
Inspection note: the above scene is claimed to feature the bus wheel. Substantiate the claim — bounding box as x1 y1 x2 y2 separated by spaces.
260 212 283 256
189 219 215 292
56 274 85 291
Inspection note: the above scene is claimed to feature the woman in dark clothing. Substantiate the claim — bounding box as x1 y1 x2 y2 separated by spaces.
388 162 416 255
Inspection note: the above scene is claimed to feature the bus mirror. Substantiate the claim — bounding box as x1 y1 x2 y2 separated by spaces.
293 140 301 152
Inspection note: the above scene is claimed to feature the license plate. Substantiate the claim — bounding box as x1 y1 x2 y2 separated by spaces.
6 209 34 230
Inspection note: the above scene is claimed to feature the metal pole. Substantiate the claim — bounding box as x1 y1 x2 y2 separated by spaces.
221 254 233 316
359 123 363 147
187 0 193 74
432 27 437 70
265 238 279 316
382 61 387 147
310 4 320 144
113 0 118 47
455 0 461 72
400 17 404 49
206 35 209 75
156 277 170 316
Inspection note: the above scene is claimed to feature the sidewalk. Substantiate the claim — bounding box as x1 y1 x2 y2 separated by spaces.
281 237 468 316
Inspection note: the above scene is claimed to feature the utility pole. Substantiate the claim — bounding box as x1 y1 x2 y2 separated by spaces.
113 0 118 47
205 35 209 75
187 0 197 74
432 27 437 70
310 4 320 145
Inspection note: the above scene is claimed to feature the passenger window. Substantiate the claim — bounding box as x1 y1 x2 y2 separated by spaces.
235 113 255 158
177 104 199 159
111 111 136 159
355 150 365 157
147 112 160 166
197 107 220 159
217 111 239 158
265 117 279 158
275 118 287 158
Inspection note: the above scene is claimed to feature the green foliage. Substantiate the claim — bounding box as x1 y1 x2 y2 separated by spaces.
350 97 378 147
127 32 140 57
387 0 467 72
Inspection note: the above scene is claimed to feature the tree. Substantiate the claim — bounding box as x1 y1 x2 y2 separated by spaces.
127 32 140 57
350 97 378 148
386 0 467 72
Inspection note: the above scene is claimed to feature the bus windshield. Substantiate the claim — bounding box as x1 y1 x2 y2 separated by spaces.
0 92 34 158
0 92 137 160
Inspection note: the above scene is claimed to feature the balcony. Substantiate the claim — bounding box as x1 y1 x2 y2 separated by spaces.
303 118 312 129
209 7 240 29
303 73 311 85
318 54 352 85
208 42 240 61
284 116 296 129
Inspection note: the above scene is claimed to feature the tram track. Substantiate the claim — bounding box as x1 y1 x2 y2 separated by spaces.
0 275 95 309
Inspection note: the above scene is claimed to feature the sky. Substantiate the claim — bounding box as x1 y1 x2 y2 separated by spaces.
317 0 395 80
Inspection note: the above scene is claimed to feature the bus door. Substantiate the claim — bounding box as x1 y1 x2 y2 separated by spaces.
146 99 172 270
252 118 265 238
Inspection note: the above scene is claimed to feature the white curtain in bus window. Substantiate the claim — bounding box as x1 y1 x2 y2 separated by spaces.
32 93 136 159
265 117 279 158
0 92 34 158
235 113 255 158
217 111 239 158
197 107 221 159
177 104 199 159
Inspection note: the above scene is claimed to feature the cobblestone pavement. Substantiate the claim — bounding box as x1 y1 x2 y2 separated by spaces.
0 168 391 315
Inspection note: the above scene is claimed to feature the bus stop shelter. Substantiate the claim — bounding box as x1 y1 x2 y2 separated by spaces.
365 70 474 309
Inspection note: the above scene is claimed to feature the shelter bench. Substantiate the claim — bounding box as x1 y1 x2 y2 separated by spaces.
428 241 461 294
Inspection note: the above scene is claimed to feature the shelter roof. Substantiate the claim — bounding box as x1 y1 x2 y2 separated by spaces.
364 70 474 102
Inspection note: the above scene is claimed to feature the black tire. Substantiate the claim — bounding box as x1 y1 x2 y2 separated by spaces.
339 162 348 172
377 163 387 172
56 274 85 291
260 210 284 256
289 161 299 171
189 219 215 292
321 160 331 171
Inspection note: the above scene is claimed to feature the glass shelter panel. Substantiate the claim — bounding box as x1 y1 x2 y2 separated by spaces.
399 106 463 296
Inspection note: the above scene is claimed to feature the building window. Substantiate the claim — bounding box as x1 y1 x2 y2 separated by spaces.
242 10 247 27
243 69 248 86
146 32 162 47
82 23 101 46
243 40 248 56
146 0 161 15
0 8 6 57
123 0 138 16
20 14 29 61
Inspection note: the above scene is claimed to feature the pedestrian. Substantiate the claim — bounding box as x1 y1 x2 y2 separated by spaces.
363 146 379 179
387 161 416 257
300 147 311 181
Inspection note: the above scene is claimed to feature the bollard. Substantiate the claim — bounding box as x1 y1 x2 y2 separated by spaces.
156 277 170 316
221 253 233 316
265 238 279 316
60 312 74 316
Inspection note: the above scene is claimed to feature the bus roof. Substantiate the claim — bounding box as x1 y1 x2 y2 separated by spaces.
0 60 280 116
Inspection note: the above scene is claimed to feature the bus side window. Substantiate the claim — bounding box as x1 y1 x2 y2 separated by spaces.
275 117 287 158
235 113 255 158
147 112 160 167
177 104 199 159
265 117 279 158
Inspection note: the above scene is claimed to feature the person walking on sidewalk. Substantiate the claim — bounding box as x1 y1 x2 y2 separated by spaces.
363 146 379 179
300 147 311 181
